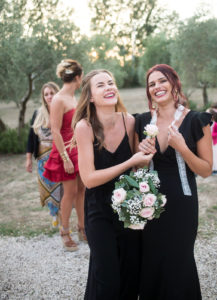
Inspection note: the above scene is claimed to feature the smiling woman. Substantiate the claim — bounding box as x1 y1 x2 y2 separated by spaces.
72 69 153 300
135 64 213 300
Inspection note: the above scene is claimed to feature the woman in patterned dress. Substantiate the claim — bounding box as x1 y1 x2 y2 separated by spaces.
26 82 63 227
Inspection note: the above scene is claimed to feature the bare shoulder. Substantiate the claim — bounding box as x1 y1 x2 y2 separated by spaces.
52 93 64 107
75 119 94 140
124 112 135 129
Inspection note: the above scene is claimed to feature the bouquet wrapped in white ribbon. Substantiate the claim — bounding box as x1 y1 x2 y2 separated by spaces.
111 168 166 229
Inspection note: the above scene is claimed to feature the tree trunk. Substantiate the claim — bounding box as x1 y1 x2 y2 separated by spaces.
202 84 208 107
18 74 33 135
0 118 6 132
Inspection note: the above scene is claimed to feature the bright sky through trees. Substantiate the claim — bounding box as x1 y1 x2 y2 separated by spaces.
61 0 217 35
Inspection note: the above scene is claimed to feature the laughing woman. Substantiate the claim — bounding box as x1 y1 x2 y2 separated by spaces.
73 69 153 300
135 64 213 300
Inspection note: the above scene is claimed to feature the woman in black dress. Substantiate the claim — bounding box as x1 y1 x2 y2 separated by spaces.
72 69 153 300
135 64 213 300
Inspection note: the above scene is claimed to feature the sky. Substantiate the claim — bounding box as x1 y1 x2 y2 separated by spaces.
61 0 217 35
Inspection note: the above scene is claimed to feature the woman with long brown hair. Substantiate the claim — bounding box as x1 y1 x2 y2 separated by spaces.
73 69 152 299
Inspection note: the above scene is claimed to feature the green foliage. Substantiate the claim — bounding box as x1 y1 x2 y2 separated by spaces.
199 102 213 112
80 34 127 87
0 0 81 130
89 0 177 58
0 126 29 154
188 100 198 111
122 60 140 87
170 15 217 105
125 175 139 188
138 33 171 86
0 1 80 103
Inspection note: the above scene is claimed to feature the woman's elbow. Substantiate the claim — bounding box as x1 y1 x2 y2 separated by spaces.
198 166 212 178
83 181 96 189
81 175 96 189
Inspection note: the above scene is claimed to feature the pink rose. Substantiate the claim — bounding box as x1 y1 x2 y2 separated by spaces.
139 181 150 193
112 188 127 204
139 207 155 219
128 223 146 230
161 195 167 207
143 193 156 207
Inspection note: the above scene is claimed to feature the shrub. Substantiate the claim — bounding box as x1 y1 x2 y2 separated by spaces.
0 125 29 154
188 100 198 110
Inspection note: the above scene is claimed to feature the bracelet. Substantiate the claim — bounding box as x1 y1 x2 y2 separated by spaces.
60 150 70 162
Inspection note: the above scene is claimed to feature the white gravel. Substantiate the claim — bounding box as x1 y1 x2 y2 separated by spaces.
0 234 216 300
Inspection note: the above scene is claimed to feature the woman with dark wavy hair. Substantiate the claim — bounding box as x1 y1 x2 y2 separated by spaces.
135 64 213 300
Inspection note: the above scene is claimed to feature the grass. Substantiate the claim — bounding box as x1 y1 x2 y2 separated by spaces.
0 222 59 238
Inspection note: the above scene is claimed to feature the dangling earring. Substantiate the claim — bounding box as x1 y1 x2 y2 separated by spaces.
151 101 157 110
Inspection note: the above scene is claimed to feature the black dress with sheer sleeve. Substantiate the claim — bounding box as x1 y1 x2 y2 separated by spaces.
135 110 212 300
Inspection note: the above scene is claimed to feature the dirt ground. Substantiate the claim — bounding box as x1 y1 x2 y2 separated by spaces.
0 153 216 239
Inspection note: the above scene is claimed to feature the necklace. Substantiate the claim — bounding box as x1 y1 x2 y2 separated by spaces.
149 104 192 196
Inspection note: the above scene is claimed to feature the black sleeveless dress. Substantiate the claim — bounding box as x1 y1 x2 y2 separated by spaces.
84 115 141 300
135 110 212 300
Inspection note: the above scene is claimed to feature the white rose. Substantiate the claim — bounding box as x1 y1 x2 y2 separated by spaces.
161 195 167 207
144 124 159 138
112 188 127 204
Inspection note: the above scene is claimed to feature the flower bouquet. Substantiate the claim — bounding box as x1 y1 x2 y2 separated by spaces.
111 168 166 230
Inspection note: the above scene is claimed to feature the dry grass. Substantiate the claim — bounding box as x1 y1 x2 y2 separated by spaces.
0 155 216 238
1 86 216 128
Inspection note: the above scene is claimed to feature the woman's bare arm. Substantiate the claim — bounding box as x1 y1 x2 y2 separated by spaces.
75 120 153 189
168 125 213 178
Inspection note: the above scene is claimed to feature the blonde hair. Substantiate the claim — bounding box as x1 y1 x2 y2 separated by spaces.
72 69 127 149
33 82 59 134
56 59 83 83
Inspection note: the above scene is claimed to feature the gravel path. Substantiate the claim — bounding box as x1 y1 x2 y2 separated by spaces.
0 234 216 300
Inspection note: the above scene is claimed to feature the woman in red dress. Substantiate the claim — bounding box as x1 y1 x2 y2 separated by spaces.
43 59 86 251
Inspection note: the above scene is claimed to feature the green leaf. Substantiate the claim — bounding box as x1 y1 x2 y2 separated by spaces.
125 175 139 188
148 177 157 194
124 221 131 228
